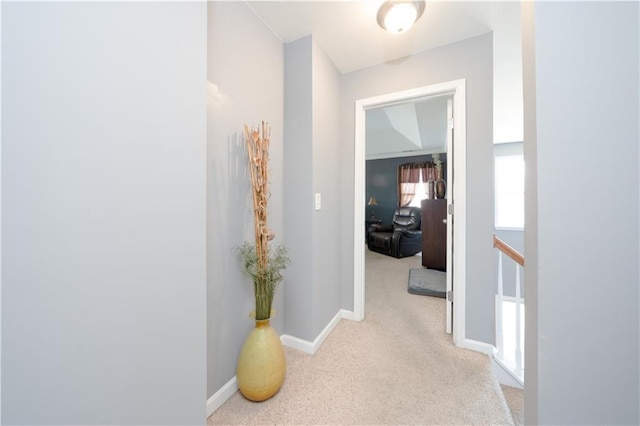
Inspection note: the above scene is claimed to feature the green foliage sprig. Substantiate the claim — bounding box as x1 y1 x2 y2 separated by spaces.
235 242 290 320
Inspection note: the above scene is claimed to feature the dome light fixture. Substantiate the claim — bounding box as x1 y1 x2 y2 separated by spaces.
376 1 425 34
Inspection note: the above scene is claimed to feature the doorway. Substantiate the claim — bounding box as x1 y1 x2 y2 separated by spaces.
352 79 467 346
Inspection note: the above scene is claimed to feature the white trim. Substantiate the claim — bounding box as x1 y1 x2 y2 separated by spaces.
206 376 238 418
451 80 467 347
493 357 525 388
496 260 504 357
354 100 366 321
280 309 352 355
458 338 495 356
495 226 525 232
445 97 453 335
340 309 355 321
492 358 524 389
279 334 315 354
354 79 467 349
365 147 445 161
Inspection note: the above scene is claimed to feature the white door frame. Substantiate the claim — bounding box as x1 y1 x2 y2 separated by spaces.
353 79 467 346
445 97 454 335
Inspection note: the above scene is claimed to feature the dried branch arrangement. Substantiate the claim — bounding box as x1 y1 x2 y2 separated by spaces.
237 121 289 321
246 121 272 261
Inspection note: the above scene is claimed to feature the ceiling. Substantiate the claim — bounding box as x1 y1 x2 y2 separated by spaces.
246 0 524 144
366 95 450 159
246 0 521 74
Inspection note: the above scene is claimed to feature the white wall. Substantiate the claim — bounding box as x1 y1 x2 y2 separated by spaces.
524 2 639 423
340 34 495 344
2 2 207 424
207 1 284 398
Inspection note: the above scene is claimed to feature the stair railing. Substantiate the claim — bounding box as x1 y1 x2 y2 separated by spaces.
493 234 524 380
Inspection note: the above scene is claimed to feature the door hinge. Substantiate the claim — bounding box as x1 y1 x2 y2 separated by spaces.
448 203 454 215
448 117 454 129
447 290 454 302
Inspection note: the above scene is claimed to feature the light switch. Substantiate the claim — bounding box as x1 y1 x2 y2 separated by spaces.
314 193 321 211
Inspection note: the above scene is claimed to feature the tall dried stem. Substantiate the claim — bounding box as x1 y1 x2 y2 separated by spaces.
244 121 275 320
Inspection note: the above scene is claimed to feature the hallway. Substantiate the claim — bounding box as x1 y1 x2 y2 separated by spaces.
208 250 514 424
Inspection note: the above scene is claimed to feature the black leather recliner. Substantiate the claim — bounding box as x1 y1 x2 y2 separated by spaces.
367 206 422 258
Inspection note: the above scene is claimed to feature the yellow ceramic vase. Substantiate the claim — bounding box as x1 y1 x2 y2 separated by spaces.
236 316 286 402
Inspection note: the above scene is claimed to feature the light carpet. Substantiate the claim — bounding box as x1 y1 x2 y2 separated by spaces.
208 250 515 425
501 384 524 426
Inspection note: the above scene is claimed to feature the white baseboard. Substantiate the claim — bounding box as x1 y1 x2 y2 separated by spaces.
206 376 238 418
340 309 355 321
492 358 524 389
279 333 315 354
458 338 524 389
458 338 496 356
280 309 353 355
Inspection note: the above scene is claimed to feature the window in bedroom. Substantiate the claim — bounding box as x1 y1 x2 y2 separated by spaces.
398 161 438 208
408 171 429 208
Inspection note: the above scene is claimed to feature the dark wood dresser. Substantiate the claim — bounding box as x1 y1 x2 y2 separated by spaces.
421 198 447 271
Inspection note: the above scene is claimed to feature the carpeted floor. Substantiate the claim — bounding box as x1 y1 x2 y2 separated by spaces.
501 384 524 426
208 250 517 425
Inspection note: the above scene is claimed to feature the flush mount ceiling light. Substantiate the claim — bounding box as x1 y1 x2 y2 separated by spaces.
376 1 425 34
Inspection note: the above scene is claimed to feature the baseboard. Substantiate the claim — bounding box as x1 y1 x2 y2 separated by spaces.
492 357 524 389
458 338 496 356
206 376 238 418
279 333 315 354
459 338 524 389
340 309 355 321
280 309 352 355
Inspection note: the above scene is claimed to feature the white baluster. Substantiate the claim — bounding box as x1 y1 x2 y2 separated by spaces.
515 265 522 375
496 252 504 359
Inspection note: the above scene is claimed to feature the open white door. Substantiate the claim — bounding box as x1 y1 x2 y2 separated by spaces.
354 79 466 347
445 97 454 334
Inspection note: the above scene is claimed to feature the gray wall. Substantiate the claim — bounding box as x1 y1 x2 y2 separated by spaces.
283 36 314 340
311 37 343 337
521 1 539 421
340 33 495 344
524 2 639 424
416 97 449 152
207 1 284 398
284 35 342 340
2 2 207 424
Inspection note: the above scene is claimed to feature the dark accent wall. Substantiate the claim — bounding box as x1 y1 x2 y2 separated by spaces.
366 153 447 226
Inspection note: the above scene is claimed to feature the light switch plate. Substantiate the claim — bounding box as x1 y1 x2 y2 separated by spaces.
314 193 321 210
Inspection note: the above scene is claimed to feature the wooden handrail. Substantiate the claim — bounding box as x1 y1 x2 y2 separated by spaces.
493 234 524 267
